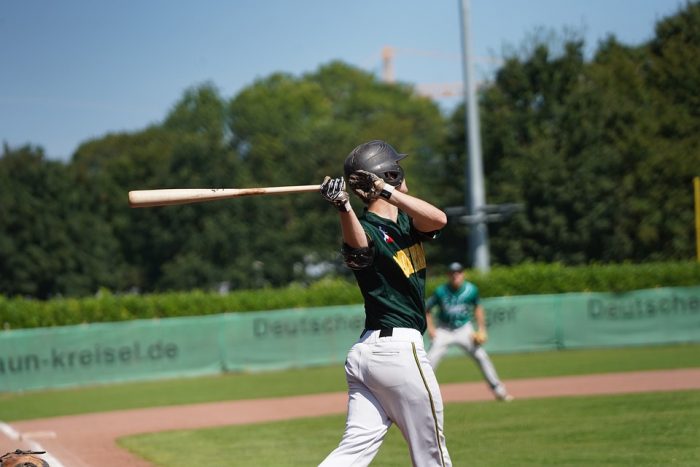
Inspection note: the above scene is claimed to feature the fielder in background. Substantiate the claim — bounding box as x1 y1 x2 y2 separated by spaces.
318 140 452 467
425 262 514 402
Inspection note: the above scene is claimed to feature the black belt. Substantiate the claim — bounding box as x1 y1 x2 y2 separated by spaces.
362 328 394 338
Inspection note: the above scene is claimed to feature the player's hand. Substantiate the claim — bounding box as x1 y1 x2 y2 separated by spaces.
320 176 351 212
348 170 385 201
473 329 488 346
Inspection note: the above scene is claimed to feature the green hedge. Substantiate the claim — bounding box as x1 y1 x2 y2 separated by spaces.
1 262 699 330
458 261 700 297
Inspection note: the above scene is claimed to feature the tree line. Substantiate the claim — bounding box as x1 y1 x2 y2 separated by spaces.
1 2 698 299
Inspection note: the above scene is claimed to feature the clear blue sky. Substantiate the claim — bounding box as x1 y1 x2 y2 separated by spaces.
0 0 686 160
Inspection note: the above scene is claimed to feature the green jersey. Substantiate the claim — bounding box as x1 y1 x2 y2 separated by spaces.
426 281 479 329
352 210 438 333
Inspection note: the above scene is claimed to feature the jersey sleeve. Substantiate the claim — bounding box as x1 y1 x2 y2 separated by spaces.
408 217 441 242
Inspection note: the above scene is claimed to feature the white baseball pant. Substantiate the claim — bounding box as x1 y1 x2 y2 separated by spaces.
427 322 508 398
319 328 451 467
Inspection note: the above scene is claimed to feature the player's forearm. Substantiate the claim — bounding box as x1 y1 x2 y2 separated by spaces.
339 210 369 248
425 311 436 336
387 190 447 232
474 306 486 330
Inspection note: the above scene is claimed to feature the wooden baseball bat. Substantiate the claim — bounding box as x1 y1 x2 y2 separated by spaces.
128 184 321 208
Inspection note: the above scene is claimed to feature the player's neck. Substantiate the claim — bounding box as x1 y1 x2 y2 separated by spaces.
367 199 398 222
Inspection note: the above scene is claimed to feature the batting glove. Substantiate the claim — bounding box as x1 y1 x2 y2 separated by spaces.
347 170 395 203
320 176 351 212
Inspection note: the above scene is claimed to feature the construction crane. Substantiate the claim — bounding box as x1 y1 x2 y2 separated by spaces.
379 45 499 98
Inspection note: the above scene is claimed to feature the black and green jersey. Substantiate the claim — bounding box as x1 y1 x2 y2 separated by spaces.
426 281 479 329
352 210 438 333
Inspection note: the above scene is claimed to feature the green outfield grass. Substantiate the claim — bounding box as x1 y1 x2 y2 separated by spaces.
120 390 700 466
1 343 698 423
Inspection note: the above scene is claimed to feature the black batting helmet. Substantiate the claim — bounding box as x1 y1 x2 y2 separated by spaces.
343 140 407 187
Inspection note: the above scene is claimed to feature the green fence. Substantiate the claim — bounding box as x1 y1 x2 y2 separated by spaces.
482 286 700 352
1 287 698 392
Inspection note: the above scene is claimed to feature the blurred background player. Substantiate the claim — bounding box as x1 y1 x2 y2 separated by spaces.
318 140 451 466
425 262 513 402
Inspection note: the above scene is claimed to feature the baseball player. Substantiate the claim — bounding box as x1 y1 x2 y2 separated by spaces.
318 140 452 467
425 262 513 401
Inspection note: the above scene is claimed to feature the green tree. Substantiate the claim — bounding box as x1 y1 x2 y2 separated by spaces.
462 39 618 264
443 1 699 266
0 144 124 297
638 1 700 259
72 84 247 293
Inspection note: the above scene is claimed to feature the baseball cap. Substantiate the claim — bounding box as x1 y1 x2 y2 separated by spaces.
448 262 464 272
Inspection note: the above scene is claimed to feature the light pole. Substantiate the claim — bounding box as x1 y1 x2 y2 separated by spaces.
458 0 490 271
